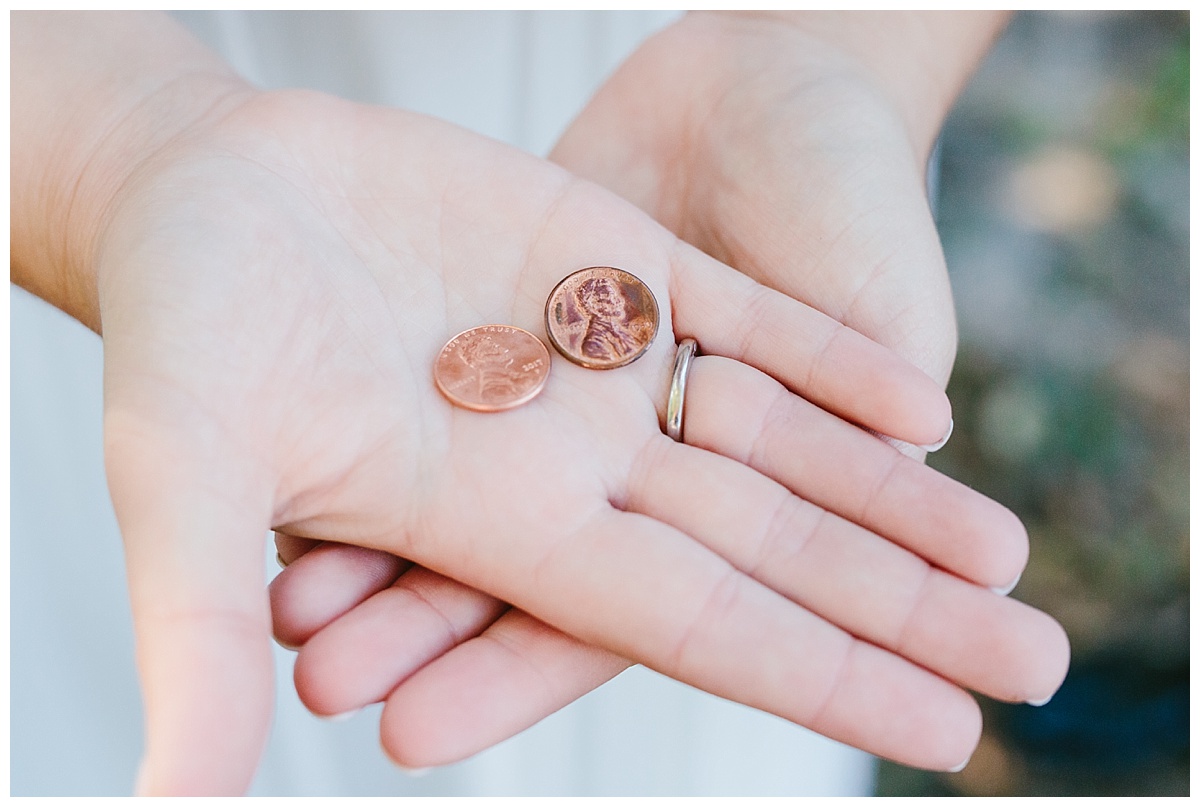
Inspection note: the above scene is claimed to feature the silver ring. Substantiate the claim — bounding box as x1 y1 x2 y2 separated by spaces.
666 338 698 442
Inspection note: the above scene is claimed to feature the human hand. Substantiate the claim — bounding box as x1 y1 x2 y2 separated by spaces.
84 79 1027 794
271 10 1061 778
12 10 1061 793
552 10 1010 390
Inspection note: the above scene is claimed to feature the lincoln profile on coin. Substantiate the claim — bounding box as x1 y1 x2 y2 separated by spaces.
545 266 659 369
574 276 640 361
458 332 521 399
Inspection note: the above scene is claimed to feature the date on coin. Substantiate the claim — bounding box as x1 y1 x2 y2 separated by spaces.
544 267 659 369
433 325 550 412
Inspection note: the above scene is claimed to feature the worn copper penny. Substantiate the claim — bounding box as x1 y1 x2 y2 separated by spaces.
544 267 660 369
433 325 550 412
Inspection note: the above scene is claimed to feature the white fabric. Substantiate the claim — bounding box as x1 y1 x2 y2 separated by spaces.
10 11 875 796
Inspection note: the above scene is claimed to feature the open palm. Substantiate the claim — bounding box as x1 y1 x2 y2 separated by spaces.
97 88 1064 794
553 12 964 388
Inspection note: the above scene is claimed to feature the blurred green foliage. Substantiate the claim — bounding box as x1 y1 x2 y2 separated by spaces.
875 10 1189 797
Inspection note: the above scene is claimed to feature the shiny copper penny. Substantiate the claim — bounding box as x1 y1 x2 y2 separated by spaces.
433 325 550 412
544 267 660 369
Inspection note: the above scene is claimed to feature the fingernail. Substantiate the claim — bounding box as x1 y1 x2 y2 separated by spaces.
276 552 289 569
396 764 432 777
273 636 300 652
1026 694 1053 707
919 418 954 453
319 708 362 722
990 570 1022 596
947 756 970 773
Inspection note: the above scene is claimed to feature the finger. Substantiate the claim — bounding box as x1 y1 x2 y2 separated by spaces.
510 506 983 771
285 551 630 754
292 565 507 716
684 355 1027 588
668 241 952 447
381 609 630 769
105 412 274 796
624 432 1069 704
269 540 409 648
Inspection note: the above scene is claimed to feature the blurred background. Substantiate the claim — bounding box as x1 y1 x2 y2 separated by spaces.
876 10 1190 797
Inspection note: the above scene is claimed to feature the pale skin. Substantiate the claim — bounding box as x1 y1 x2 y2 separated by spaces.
12 11 1068 797
277 8 1053 774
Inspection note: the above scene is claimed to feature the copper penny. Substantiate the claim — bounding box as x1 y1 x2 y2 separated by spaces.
433 325 550 412
544 267 660 369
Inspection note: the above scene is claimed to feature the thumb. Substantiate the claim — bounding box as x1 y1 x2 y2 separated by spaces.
104 408 275 796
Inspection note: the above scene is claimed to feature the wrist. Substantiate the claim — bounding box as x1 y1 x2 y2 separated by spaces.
11 12 254 333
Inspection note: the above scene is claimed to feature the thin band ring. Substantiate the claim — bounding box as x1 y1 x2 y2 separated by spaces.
666 338 699 442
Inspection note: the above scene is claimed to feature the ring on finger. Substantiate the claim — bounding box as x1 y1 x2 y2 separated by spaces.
666 338 699 442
